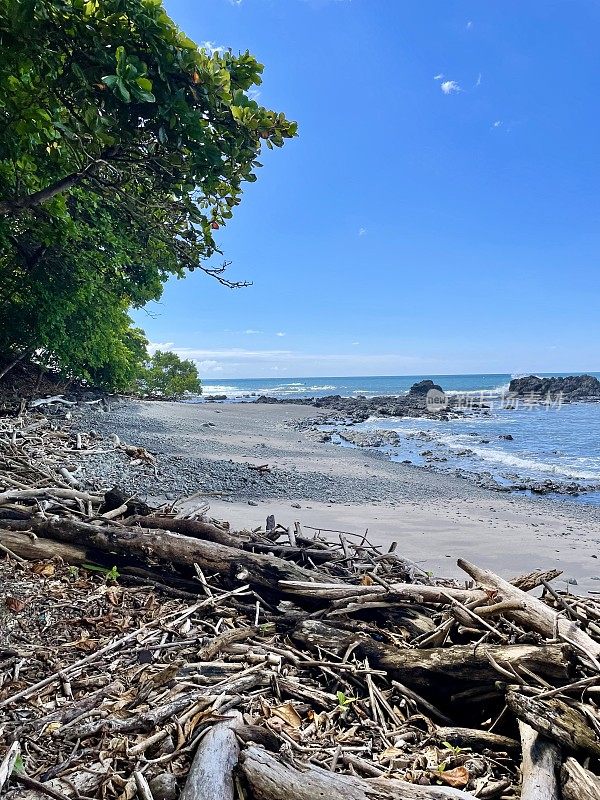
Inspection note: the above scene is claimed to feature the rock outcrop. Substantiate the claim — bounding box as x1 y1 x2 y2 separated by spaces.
508 375 600 400
408 379 444 396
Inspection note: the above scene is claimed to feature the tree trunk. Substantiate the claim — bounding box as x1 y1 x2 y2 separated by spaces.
518 721 560 800
507 691 600 759
179 713 242 800
239 745 477 799
293 620 568 689
458 559 600 659
561 757 600 800
434 726 519 753
128 515 248 549
0 517 337 593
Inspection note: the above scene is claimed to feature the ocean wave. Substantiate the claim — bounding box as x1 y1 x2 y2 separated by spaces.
434 433 600 480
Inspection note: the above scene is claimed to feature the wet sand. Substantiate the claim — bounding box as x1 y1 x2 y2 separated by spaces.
85 400 600 591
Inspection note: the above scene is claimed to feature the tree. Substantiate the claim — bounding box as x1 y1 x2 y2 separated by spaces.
0 0 296 386
138 350 201 397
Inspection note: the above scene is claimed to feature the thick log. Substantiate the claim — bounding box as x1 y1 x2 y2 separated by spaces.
280 581 488 605
0 517 337 593
458 559 600 658
561 757 600 800
129 515 248 549
507 691 600 758
293 620 568 688
518 722 560 800
279 567 563 606
0 530 90 564
435 726 519 753
0 488 101 506
180 712 242 800
240 745 477 799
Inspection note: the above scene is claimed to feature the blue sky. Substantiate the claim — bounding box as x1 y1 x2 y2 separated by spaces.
134 0 600 379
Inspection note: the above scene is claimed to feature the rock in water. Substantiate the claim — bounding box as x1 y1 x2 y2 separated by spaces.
408 379 444 396
509 374 600 400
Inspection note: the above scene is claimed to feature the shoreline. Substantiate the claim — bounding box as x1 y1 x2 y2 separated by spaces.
73 399 600 591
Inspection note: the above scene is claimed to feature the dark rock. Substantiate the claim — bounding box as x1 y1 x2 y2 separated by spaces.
499 434 514 441
508 374 600 400
408 379 444 396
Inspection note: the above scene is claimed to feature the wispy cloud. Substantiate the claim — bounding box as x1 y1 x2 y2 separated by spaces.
475 72 482 87
358 227 367 236
275 332 286 337
433 74 444 81
147 341 174 355
199 41 224 55
244 329 262 335
440 80 461 95
466 20 473 30
492 120 503 128
197 360 224 373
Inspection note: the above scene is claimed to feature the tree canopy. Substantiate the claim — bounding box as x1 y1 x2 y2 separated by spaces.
137 350 201 397
0 0 296 389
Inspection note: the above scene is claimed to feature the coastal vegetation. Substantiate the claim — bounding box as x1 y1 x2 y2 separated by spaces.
0 0 296 390
136 349 201 397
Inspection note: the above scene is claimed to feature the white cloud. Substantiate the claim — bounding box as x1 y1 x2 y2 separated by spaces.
358 227 367 236
275 332 286 337
147 341 174 355
476 72 482 87
466 20 473 30
433 74 444 81
440 80 461 95
492 120 503 128
197 360 224 373
199 40 224 55
351 341 360 346
244 329 262 335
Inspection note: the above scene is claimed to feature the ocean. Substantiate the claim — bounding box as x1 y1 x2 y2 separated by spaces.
198 373 600 505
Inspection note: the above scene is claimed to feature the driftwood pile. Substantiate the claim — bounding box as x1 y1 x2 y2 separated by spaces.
0 407 599 800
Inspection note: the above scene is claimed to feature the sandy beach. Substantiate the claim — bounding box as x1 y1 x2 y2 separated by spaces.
75 399 600 591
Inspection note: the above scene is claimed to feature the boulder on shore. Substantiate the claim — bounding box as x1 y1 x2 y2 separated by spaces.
508 374 600 400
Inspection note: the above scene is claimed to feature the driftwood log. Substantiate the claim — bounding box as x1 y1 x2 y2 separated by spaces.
458 559 600 658
239 745 477 800
128 515 248 549
179 712 242 800
507 690 600 758
561 757 600 800
0 516 336 592
293 620 569 688
518 721 561 800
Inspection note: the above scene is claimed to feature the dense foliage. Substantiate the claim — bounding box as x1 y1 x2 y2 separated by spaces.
137 350 201 397
0 0 296 389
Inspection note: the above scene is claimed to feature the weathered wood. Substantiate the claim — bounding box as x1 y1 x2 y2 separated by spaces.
280 567 563 606
0 530 90 564
435 726 519 752
561 757 600 800
507 691 600 758
240 745 477 799
518 722 560 800
129 515 247 549
0 517 337 593
180 712 242 800
458 559 600 658
280 581 489 605
0 488 101 506
293 620 568 688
